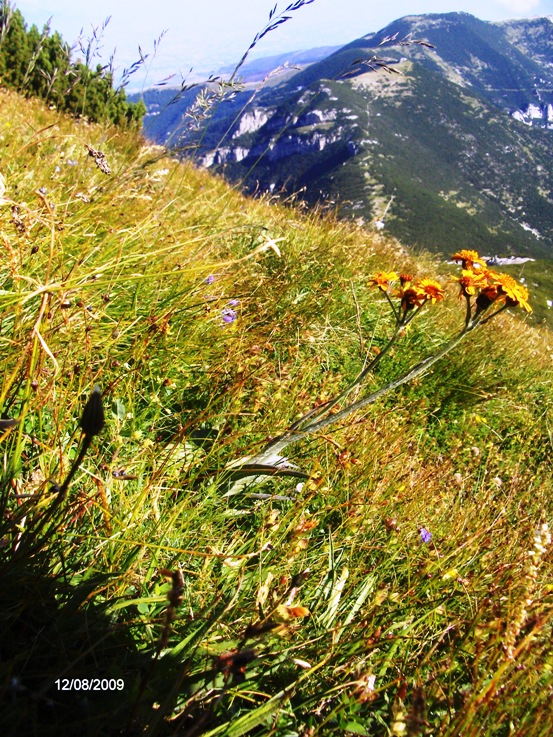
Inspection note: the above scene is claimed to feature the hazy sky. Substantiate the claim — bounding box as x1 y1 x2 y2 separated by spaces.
12 0 553 90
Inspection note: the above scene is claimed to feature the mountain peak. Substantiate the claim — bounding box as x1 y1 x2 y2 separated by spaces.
136 12 553 263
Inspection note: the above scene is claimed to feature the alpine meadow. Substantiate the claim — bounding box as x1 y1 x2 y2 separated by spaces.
0 2 552 736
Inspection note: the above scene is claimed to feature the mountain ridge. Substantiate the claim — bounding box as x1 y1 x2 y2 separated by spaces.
133 12 553 261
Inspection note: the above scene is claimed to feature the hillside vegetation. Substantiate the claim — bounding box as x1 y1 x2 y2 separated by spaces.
142 13 553 282
1 87 553 736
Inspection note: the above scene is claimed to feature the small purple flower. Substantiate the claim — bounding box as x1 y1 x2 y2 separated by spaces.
227 299 239 307
221 308 237 324
67 159 78 166
38 187 47 195
419 527 432 544
205 274 215 284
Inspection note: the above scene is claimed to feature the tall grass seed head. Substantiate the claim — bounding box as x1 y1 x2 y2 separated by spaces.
80 385 105 437
85 143 111 175
504 520 550 659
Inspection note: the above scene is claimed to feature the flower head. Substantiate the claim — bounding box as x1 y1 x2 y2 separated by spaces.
222 308 237 324
399 286 424 310
451 250 487 270
453 268 490 298
398 278 443 311
368 271 398 291
491 273 532 312
419 527 432 544
475 285 499 314
417 278 444 304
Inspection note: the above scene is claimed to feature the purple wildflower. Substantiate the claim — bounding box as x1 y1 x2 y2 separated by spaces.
227 299 240 307
418 527 432 544
205 274 215 284
221 308 237 324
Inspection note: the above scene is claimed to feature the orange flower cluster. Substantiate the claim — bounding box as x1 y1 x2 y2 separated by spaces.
368 251 531 315
368 271 444 310
451 250 531 313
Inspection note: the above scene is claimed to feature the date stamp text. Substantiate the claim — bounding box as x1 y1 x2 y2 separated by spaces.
55 678 124 691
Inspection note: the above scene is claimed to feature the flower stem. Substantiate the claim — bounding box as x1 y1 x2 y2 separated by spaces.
289 313 407 433
251 304 507 464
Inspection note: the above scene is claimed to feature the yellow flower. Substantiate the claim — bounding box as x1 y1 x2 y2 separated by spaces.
451 250 487 270
417 278 444 303
398 278 444 310
453 268 490 297
368 271 398 291
399 285 425 310
491 273 532 312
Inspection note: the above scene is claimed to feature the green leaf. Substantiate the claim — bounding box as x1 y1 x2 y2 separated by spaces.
344 722 370 736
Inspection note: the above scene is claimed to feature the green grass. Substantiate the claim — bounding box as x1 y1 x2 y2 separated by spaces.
1 87 552 736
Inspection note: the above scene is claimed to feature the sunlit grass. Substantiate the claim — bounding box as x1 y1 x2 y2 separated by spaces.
0 87 552 736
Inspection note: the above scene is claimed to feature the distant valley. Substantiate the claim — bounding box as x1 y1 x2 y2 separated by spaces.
132 12 553 270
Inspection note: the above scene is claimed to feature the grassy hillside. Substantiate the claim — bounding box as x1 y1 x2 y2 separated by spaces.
1 87 553 736
150 13 553 279
191 58 553 261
